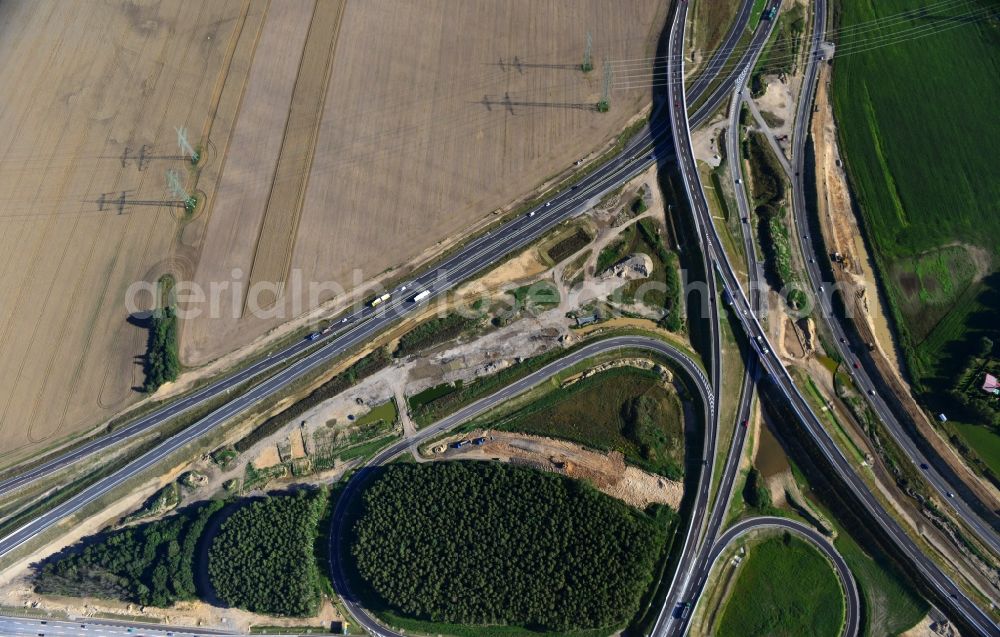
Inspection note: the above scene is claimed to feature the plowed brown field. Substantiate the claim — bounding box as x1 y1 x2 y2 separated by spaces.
0 0 666 462
0 0 260 463
183 0 667 365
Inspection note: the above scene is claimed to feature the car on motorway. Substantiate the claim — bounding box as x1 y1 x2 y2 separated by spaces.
921 463 929 470
306 332 321 341
742 419 749 427
853 361 860 369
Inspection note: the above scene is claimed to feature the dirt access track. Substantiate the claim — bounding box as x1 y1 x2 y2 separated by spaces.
0 0 665 462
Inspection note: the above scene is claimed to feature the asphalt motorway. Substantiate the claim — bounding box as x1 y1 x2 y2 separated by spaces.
645 2 732 632
0 5 757 503
0 616 237 637
707 516 861 637
656 8 780 636
670 0 1000 632
328 335 715 637
0 113 679 562
784 0 1000 555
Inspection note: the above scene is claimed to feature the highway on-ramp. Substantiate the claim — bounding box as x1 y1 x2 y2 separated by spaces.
655 7 780 636
0 123 675 563
668 0 999 632
705 516 861 637
328 335 715 637
783 0 1000 556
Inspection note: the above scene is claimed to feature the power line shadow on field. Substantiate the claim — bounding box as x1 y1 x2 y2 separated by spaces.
476 95 598 114
487 57 581 73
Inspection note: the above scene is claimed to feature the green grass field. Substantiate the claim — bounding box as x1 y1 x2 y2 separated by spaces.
716 534 845 637
831 0 1000 461
353 399 398 428
748 0 769 30
493 367 685 479
954 421 1000 476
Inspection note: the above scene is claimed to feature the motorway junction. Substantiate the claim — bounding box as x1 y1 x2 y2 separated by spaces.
0 2 998 637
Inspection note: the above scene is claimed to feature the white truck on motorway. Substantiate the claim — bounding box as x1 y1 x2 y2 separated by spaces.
411 290 431 303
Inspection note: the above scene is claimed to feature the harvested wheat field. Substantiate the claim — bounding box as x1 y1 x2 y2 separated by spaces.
0 0 666 462
182 0 667 364
0 0 264 462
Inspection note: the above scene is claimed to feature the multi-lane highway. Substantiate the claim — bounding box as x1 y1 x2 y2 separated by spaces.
0 616 237 637
0 116 677 562
706 516 860 637
0 0 758 509
668 0 999 632
685 0 755 105
5 2 994 636
782 0 1000 556
328 335 715 637
654 6 780 635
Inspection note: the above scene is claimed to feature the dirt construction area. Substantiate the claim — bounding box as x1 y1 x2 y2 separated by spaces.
426 430 683 510
0 0 666 463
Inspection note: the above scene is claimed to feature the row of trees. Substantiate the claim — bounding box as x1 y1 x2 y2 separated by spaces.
34 500 224 607
208 489 327 616
143 306 180 392
393 313 479 358
349 462 666 632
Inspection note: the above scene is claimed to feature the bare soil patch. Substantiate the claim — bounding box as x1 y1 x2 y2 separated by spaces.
427 429 682 510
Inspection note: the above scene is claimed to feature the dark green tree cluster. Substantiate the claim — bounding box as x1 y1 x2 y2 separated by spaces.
349 462 666 632
143 307 180 392
208 489 326 616
744 132 786 216
743 467 773 511
546 228 592 263
34 500 223 607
